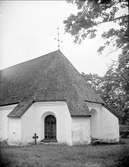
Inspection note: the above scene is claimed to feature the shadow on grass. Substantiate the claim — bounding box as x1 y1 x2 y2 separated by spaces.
0 141 12 167
116 154 129 167
0 151 11 167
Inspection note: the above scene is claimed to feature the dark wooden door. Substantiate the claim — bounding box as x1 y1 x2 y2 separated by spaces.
44 115 56 140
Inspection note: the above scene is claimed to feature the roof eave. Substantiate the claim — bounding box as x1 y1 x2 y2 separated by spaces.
85 100 105 105
7 115 21 118
0 102 18 107
71 115 91 117
102 103 119 118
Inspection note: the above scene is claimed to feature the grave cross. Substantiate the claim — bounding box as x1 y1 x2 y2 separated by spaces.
32 133 38 145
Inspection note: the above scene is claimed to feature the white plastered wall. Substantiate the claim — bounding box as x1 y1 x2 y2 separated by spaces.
21 101 72 145
8 118 21 145
87 102 119 142
0 104 17 142
72 117 91 145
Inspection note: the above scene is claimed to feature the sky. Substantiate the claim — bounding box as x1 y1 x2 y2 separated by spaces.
0 0 121 76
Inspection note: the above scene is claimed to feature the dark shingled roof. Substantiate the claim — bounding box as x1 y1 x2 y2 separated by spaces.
0 50 104 118
8 99 33 118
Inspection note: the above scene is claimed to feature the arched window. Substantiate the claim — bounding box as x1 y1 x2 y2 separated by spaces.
44 115 56 141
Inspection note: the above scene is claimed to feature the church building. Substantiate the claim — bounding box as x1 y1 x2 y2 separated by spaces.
0 50 119 145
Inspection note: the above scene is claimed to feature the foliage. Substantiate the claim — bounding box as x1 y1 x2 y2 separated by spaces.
64 0 128 53
65 0 129 124
117 49 129 123
82 54 129 124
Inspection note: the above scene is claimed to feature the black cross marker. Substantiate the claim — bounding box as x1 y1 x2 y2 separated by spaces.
32 133 38 145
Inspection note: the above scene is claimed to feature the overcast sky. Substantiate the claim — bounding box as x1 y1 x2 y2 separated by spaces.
0 0 120 76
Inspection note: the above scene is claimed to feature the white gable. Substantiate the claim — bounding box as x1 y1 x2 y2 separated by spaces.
0 104 17 141
87 102 119 142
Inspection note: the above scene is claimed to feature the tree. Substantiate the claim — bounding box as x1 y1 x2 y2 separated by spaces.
64 0 128 54
65 0 129 124
82 59 129 124
117 49 129 124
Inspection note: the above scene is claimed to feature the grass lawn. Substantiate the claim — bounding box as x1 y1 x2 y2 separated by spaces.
1 139 129 167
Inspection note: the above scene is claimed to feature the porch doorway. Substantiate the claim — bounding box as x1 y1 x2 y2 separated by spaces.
44 115 56 141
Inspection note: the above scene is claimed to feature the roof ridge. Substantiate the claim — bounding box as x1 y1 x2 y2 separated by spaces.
0 50 59 72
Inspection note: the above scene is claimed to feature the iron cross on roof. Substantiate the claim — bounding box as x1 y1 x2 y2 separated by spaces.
54 27 63 50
